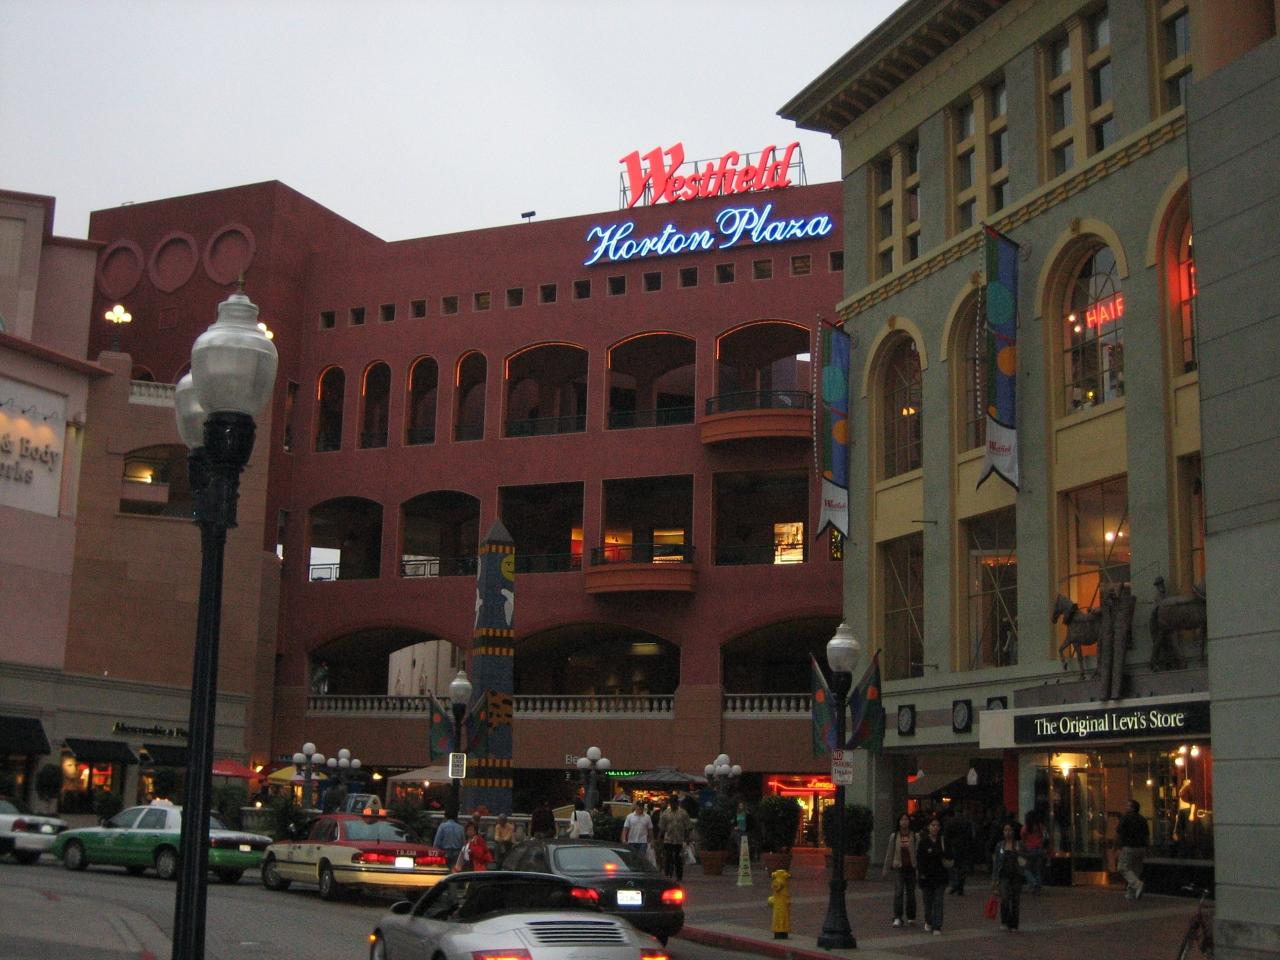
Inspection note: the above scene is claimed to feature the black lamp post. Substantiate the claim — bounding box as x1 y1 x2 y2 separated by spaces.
449 670 472 811
171 286 277 960
575 746 610 810
817 621 859 951
291 742 325 813
704 753 742 796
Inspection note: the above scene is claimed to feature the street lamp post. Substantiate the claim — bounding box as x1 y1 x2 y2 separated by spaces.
171 285 278 960
575 746 611 810
703 753 743 795
326 748 362 806
105 303 131 351
449 670 472 811
291 743 325 813
816 621 859 950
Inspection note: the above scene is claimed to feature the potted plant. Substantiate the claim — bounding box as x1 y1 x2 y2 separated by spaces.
756 794 801 872
822 802 874 880
694 800 735 875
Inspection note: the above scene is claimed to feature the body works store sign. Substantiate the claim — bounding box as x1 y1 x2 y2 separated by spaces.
1014 701 1210 746
584 141 833 266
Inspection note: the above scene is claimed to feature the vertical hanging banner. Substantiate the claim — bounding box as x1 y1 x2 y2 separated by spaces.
810 655 837 757
816 321 851 537
461 520 516 814
978 226 1020 491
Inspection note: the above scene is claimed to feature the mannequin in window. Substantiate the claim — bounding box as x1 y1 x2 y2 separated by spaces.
1173 778 1195 845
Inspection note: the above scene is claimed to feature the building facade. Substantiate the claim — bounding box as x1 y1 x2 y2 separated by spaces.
782 0 1245 895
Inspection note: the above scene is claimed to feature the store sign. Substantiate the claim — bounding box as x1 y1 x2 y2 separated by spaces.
1013 700 1210 745
113 721 189 739
620 142 799 208
585 202 834 266
0 375 66 517
1085 292 1125 328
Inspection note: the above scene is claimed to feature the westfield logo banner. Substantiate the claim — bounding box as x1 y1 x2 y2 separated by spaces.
620 142 799 207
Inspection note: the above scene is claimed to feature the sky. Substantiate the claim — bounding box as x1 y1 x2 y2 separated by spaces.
0 0 899 243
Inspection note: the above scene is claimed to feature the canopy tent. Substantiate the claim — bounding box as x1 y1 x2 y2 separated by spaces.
387 765 451 784
907 773 965 797
267 764 328 784
617 766 708 787
212 758 262 781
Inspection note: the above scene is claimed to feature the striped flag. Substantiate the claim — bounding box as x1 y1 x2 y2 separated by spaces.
846 652 885 753
815 322 851 537
978 226 1020 490
427 693 453 761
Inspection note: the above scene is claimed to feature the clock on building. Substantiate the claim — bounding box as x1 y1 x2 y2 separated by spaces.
952 698 973 733
897 704 916 736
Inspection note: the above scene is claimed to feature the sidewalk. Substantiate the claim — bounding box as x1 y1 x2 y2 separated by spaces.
0 882 167 960
675 847 1193 960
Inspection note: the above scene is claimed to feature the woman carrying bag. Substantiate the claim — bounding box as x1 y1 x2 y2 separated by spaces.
991 821 1026 931
881 813 919 927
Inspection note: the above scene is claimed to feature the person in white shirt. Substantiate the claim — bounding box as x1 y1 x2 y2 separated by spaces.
622 801 654 857
568 798 594 838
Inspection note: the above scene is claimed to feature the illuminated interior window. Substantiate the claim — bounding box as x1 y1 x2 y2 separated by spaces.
773 522 805 564
963 507 1018 669
881 336 922 478
1062 246 1124 412
1061 475 1130 613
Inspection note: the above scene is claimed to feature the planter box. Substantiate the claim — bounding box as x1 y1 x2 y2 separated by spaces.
824 853 870 881
700 850 728 875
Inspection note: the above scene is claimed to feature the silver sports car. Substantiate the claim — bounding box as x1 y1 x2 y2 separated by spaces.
369 871 670 960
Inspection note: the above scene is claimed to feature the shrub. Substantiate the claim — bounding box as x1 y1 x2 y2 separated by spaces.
695 799 735 852
268 795 309 840
822 802 874 856
35 764 64 805
151 768 180 801
93 790 124 823
756 794 802 853
590 810 624 843
211 783 248 829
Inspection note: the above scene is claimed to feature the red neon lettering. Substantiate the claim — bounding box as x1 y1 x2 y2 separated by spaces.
619 144 686 209
620 142 799 206
1085 292 1125 328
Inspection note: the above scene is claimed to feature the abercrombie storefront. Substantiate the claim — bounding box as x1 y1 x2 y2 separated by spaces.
982 694 1212 893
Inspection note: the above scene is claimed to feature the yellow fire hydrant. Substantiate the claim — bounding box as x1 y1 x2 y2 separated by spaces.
768 868 791 939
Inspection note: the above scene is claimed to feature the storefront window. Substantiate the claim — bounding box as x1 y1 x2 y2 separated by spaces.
1062 247 1124 411
1061 476 1129 610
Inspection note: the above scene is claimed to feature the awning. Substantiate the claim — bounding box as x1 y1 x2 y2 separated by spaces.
907 773 964 797
267 764 328 784
212 759 262 781
617 766 708 786
65 738 137 764
0 715 51 754
387 765 450 783
141 743 189 766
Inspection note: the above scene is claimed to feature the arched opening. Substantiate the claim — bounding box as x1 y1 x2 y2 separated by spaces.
515 625 679 696
360 361 391 449
710 321 811 413
504 343 588 437
315 366 345 452
308 496 382 580
1059 244 1123 412
400 490 481 577
309 628 463 697
454 353 487 441
130 365 156 382
119 444 192 517
879 335 922 478
720 616 841 694
406 356 438 445
607 333 696 428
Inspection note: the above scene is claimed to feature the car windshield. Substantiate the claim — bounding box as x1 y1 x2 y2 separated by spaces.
344 819 419 843
551 845 651 876
456 879 601 921
0 800 23 814
208 815 228 830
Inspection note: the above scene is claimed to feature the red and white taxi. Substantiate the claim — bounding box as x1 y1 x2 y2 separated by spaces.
261 812 449 900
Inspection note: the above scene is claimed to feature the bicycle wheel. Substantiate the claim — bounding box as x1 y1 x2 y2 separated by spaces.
1175 924 1198 960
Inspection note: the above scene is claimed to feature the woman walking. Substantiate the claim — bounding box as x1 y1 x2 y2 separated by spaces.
916 817 949 935
991 821 1026 931
881 813 919 927
1022 812 1047 894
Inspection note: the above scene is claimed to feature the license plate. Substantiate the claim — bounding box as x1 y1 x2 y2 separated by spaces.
616 890 642 906
395 856 415 870
239 844 252 852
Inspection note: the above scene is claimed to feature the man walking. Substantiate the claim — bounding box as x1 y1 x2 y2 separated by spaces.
433 804 465 871
622 801 653 859
1117 800 1149 900
658 795 693 881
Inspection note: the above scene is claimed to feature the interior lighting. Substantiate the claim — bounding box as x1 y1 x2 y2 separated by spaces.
1190 745 1200 758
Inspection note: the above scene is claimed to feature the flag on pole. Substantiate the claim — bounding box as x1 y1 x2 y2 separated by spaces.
427 693 453 761
810 655 837 756
978 226 1020 490
465 688 490 759
816 322 852 537
846 652 885 752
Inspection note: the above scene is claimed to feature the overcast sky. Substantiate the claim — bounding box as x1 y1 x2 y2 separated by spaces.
1 1 898 242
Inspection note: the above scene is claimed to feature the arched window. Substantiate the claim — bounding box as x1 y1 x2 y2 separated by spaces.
882 336 922 478
360 361 390 449
1062 246 1124 411
953 295 986 452
315 367 345 452
454 353 487 441
406 357 438 445
1174 223 1196 373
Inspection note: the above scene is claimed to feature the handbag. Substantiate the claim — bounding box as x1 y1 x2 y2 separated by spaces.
683 842 697 864
984 893 1000 919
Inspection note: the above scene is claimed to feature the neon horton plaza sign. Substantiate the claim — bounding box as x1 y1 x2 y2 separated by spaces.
585 141 833 266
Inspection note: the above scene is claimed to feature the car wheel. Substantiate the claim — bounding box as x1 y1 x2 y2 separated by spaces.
318 862 342 901
13 850 41 866
216 869 243 884
63 841 88 871
155 847 179 881
261 856 291 891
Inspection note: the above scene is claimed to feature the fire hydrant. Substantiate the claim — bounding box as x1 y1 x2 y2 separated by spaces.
768 868 791 939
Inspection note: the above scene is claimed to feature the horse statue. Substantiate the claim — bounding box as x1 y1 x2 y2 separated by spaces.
1054 589 1135 698
1053 594 1102 672
1150 576 1207 670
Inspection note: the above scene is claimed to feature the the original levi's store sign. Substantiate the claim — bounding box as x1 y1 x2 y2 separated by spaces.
586 141 834 266
1013 700 1210 745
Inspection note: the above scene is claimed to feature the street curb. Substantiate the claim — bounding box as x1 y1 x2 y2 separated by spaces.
676 924 848 960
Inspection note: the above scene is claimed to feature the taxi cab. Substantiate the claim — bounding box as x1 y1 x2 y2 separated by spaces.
50 800 271 883
261 811 449 900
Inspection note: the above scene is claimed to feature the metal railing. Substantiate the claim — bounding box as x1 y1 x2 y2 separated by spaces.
505 414 587 438
704 390 813 415
400 556 479 578
515 695 674 717
606 406 695 430
723 693 812 717
308 694 436 715
589 543 693 565
713 543 808 566
513 553 582 573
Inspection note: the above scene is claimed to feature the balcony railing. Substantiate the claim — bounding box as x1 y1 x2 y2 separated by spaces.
513 553 582 573
589 543 693 565
515 695 674 717
129 380 176 406
723 693 812 717
400 556 479 578
308 694 436 715
505 414 587 438
606 406 695 430
704 390 813 415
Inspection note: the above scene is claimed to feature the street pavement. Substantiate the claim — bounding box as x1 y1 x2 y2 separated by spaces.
676 847 1195 959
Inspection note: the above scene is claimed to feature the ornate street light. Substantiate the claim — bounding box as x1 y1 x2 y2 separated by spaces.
817 621 859 950
449 670 473 811
105 303 131 351
704 753 743 794
575 746 611 810
291 743 325 813
171 284 277 960
326 748 363 786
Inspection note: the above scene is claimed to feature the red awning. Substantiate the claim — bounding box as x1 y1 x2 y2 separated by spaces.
212 758 262 781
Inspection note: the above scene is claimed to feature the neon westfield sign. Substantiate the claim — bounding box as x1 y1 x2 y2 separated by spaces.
620 142 800 207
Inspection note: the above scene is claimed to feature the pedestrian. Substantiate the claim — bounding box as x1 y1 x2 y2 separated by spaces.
991 821 1025 931
622 801 653 859
650 800 665 871
944 809 974 895
1022 811 1048 894
881 812 919 927
568 798 594 838
460 822 494 872
1117 800 1149 900
433 804 465 870
530 799 556 839
658 795 693 881
492 813 515 863
916 816 949 935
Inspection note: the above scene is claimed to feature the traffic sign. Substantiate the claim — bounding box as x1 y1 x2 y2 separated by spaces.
448 752 467 779
831 749 853 786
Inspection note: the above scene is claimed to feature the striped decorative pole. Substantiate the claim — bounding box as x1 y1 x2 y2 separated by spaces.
461 520 516 814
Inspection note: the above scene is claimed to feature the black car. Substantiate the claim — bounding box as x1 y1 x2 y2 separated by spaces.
499 838 684 943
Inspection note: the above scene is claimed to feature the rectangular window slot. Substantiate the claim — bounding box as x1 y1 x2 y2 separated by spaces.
679 266 698 287
410 299 427 318
474 292 491 311
380 303 395 323
716 263 735 284
506 288 524 308
350 307 365 326
643 271 661 292
752 259 772 280
320 310 336 329
539 283 557 304
607 275 626 296
442 296 459 315
828 251 844 272
790 255 811 276
573 279 591 299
